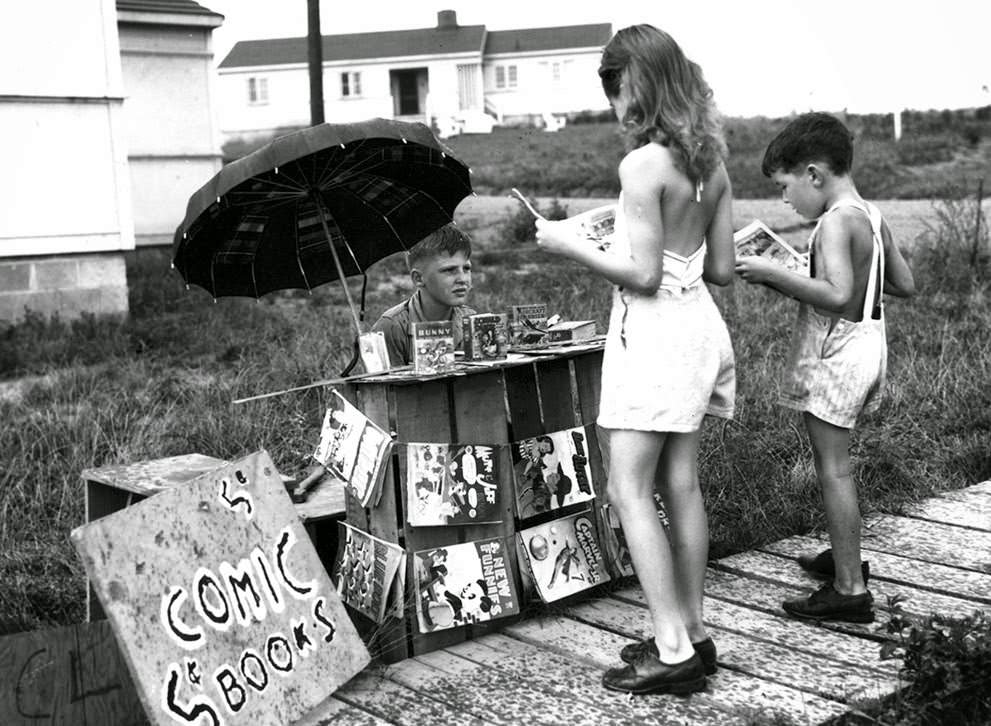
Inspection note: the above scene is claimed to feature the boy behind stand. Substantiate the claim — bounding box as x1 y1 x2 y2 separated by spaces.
371 224 476 367
735 113 915 623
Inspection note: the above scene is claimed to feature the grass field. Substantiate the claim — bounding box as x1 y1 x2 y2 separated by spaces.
2 192 988 639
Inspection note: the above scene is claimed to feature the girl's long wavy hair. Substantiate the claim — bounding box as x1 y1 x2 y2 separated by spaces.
599 25 727 184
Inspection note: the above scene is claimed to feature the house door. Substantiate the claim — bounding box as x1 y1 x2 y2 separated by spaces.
457 63 480 111
390 69 426 116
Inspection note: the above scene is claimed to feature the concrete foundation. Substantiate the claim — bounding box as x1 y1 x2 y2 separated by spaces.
0 253 129 324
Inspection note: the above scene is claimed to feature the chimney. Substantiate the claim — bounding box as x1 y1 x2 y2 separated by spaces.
437 10 457 29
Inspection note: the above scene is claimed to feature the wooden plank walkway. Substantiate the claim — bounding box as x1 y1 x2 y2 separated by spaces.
308 482 991 726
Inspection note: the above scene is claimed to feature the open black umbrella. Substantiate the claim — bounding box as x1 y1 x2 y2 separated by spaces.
171 118 473 334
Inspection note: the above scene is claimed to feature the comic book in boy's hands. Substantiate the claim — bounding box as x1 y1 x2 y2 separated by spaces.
734 219 808 274
510 188 616 250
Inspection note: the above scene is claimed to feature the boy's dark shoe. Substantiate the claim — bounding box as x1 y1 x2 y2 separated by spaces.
619 637 717 675
602 651 707 695
782 582 875 623
797 548 870 585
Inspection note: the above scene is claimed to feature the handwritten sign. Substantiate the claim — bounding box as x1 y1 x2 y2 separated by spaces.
71 450 369 726
0 620 144 725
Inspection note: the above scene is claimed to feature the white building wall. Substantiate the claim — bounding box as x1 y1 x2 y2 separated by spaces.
0 0 132 322
118 18 223 246
483 51 608 119
219 54 482 142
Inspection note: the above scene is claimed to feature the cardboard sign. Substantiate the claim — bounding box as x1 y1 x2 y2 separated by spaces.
0 620 143 725
71 450 370 726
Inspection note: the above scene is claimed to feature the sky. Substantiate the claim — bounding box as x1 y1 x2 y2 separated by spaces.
205 0 991 118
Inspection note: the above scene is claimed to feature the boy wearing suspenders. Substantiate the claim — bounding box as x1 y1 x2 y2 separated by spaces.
736 113 915 623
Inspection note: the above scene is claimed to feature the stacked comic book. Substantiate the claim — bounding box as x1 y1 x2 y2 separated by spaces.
509 303 548 347
517 509 610 602
411 320 456 374
413 538 520 633
734 220 808 275
405 443 502 526
335 522 406 623
313 389 393 507
462 313 509 361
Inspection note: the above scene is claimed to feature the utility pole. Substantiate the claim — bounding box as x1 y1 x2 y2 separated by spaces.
307 0 324 125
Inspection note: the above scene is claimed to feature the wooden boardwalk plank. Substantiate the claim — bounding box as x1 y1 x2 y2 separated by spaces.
857 514 991 573
298 695 395 726
608 586 899 676
715 549 983 619
762 534 991 606
967 480 991 496
504 613 848 724
560 596 897 705
899 489 991 532
441 634 717 726
335 670 491 725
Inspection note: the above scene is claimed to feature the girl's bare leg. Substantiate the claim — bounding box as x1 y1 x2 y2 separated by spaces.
655 428 709 642
608 428 694 663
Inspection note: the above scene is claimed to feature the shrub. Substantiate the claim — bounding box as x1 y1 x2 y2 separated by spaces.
499 197 568 245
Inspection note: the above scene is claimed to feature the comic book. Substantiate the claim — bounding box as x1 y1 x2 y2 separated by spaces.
312 389 393 507
600 494 670 578
405 443 502 526
510 188 616 250
413 537 520 633
335 522 406 623
512 425 596 519
509 303 548 347
410 320 456 374
734 219 808 274
463 313 510 361
358 330 391 373
517 509 610 602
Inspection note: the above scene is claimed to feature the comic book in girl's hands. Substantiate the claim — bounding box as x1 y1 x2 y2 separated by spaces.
517 509 610 602
413 537 520 633
313 389 393 507
405 443 502 526
734 219 809 274
334 522 406 623
512 425 596 519
510 189 616 250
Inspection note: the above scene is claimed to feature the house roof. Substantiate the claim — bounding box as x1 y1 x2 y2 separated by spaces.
484 24 611 55
218 22 612 70
219 24 487 69
116 0 222 17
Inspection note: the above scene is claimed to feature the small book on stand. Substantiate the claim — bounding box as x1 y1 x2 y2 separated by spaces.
410 320 456 374
734 220 808 275
462 313 509 361
544 320 597 343
509 303 548 347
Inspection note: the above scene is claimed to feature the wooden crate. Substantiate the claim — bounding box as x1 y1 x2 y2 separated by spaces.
345 347 606 662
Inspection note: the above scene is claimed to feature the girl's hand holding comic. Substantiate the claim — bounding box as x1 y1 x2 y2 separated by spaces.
735 255 777 285
534 218 580 259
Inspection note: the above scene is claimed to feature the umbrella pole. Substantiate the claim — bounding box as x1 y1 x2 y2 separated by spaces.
312 195 363 335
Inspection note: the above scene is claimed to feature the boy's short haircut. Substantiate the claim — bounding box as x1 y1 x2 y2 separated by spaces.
406 223 472 271
761 112 854 178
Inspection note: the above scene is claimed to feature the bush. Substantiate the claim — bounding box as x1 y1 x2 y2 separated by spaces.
499 197 568 245
836 604 991 725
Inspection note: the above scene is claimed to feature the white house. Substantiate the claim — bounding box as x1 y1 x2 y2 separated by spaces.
0 0 224 324
217 11 611 143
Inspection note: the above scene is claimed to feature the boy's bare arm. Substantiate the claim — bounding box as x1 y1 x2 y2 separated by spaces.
736 213 856 313
880 220 916 297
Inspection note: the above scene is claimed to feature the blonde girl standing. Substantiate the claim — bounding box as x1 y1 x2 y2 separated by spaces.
535 24 735 695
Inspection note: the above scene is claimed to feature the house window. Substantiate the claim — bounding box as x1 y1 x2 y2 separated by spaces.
341 72 362 98
495 64 518 90
247 77 268 105
551 62 561 82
